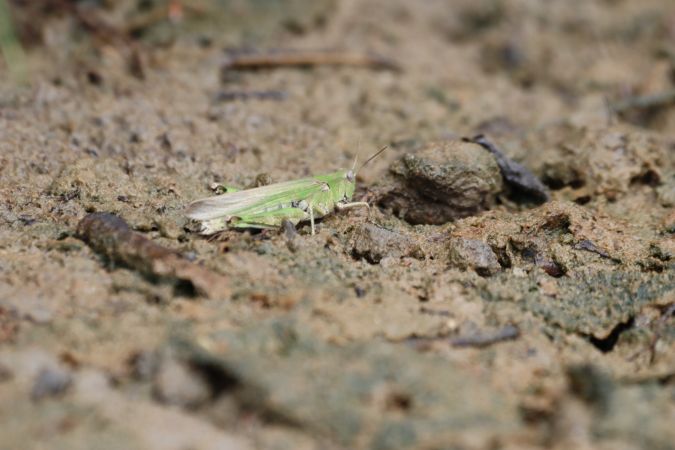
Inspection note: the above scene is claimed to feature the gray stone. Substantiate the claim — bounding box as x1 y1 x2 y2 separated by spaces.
153 352 211 409
351 224 423 263
376 140 502 224
448 237 501 276
31 366 72 400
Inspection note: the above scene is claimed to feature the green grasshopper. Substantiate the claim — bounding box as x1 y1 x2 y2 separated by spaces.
186 146 387 235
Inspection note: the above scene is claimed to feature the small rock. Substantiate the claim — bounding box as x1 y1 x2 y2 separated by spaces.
0 363 13 382
538 278 559 297
153 354 211 409
72 369 112 403
376 140 502 224
663 210 675 233
656 176 675 207
31 366 72 400
351 223 423 264
129 350 160 381
448 238 501 276
512 267 527 277
535 254 566 278
155 217 184 240
379 256 399 268
251 173 274 188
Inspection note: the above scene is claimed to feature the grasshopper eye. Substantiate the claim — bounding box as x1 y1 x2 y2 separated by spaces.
346 170 355 182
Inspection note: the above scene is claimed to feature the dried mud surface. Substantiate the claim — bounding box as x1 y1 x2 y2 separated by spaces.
1 1 674 449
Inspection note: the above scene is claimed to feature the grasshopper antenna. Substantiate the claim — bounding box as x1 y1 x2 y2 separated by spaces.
352 136 362 172
358 145 388 172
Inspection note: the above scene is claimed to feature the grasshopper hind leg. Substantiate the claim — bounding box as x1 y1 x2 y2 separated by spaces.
229 221 278 231
231 207 308 231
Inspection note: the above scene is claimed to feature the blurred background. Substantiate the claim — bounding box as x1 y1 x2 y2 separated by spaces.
3 0 675 132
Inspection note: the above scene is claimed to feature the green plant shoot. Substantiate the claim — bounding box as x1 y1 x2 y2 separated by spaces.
186 146 387 235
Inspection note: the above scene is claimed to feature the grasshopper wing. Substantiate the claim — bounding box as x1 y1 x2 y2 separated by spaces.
186 177 324 221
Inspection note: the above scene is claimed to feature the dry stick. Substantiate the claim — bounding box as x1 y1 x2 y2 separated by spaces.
450 324 520 348
407 324 521 350
610 89 675 114
573 239 620 263
214 90 287 102
77 213 229 299
467 135 550 203
222 49 401 72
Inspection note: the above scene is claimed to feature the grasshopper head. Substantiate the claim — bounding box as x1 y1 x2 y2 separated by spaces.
335 145 387 202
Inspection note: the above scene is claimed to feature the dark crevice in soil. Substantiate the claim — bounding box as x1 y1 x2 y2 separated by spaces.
629 169 660 187
187 360 241 399
573 195 591 205
542 175 585 191
173 279 199 297
493 246 512 268
566 363 613 413
587 318 635 353
186 358 304 429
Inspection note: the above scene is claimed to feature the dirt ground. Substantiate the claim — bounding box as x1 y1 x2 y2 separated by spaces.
0 1 674 449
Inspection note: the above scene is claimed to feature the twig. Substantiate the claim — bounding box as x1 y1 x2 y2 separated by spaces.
419 306 451 317
222 49 401 72
573 239 620 263
467 135 550 203
610 89 675 114
214 90 287 102
406 324 521 351
450 324 520 348
77 213 229 299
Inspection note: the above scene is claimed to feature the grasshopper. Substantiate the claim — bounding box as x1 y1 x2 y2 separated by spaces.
186 146 387 235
